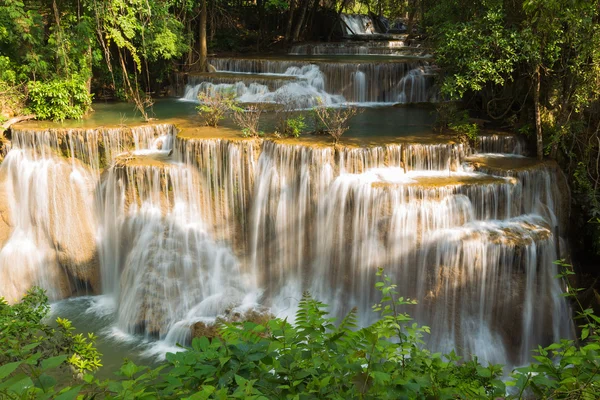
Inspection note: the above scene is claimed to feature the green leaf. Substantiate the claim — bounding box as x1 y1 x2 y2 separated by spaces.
0 361 21 380
192 336 210 352
476 366 492 378
8 375 34 393
54 385 83 400
371 371 391 384
120 361 140 378
185 385 215 400
582 327 590 340
37 374 57 390
41 355 68 370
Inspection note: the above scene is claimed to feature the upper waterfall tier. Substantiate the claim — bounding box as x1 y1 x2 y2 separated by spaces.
0 121 571 366
289 42 430 56
182 57 436 104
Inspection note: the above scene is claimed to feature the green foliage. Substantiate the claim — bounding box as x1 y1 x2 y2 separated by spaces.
28 77 92 121
0 0 96 121
4 267 600 398
449 118 479 142
434 102 461 131
0 79 26 120
197 91 237 127
0 288 101 399
265 0 289 11
276 114 307 138
432 5 522 100
434 102 478 142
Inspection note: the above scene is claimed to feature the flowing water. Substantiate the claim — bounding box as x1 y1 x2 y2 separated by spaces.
0 101 572 369
290 41 419 56
341 14 378 35
181 56 435 104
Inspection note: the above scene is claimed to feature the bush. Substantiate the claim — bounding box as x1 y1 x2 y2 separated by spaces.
434 101 461 131
231 103 264 138
276 114 307 138
197 90 237 127
435 102 479 142
0 80 26 120
449 118 479 142
0 288 101 399
28 77 92 121
314 104 361 144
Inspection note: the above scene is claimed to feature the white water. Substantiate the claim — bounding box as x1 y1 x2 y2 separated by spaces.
289 41 417 56
183 58 434 104
0 124 572 367
341 14 377 35
182 65 345 108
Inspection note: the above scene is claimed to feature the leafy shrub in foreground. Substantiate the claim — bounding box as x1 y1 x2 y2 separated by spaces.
0 288 101 399
1 264 599 399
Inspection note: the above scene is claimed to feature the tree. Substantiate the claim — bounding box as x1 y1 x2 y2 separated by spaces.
429 0 600 256
199 0 208 72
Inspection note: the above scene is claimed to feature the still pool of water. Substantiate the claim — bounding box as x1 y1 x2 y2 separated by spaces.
45 100 437 138
49 296 176 378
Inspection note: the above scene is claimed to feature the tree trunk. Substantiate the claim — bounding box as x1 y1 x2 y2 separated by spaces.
292 0 309 42
199 0 208 72
285 0 296 43
187 19 193 68
1 115 35 132
86 44 92 94
257 0 265 51
407 0 417 35
305 0 320 40
534 65 543 160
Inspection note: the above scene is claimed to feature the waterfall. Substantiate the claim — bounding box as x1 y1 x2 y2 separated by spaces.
99 157 253 340
289 42 415 56
353 71 367 103
180 58 435 104
341 14 377 35
0 133 98 303
476 133 526 155
397 66 433 103
181 65 345 108
0 122 572 366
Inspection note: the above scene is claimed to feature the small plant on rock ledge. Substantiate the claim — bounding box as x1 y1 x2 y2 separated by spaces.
276 114 307 138
231 103 265 138
314 101 362 144
449 117 479 143
274 98 307 138
197 90 237 127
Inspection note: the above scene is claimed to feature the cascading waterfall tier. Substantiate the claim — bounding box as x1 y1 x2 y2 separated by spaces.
181 58 435 104
100 154 251 340
182 64 345 108
290 41 419 56
289 40 430 57
0 124 175 303
341 14 378 35
0 122 572 366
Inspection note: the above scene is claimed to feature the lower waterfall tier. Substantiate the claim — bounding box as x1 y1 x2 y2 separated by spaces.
0 122 572 367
